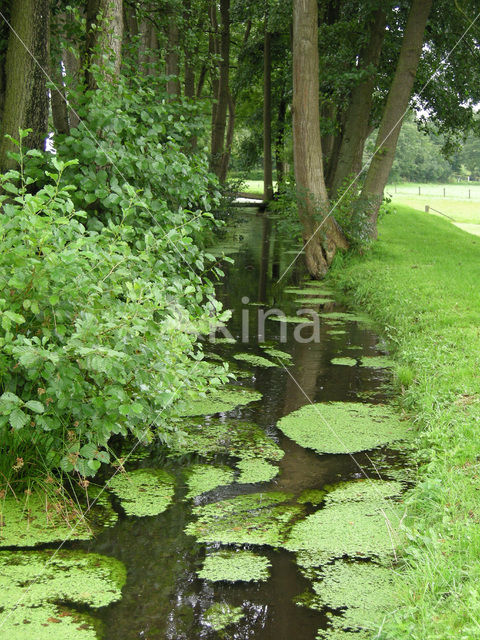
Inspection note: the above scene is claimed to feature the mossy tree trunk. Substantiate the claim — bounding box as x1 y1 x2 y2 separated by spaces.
86 0 123 90
263 20 273 202
361 0 432 237
0 0 49 171
329 8 386 199
210 0 230 182
292 0 348 279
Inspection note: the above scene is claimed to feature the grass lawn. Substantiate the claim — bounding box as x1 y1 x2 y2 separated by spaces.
331 205 480 639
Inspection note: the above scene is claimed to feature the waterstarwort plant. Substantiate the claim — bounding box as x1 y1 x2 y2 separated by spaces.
0 132 229 490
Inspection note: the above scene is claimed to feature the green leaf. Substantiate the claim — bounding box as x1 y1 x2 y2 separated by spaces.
9 408 29 430
24 400 45 413
0 391 22 405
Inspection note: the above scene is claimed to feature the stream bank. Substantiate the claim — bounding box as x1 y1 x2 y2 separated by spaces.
1 208 413 640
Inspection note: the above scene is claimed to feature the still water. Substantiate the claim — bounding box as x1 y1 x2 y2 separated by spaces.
83 209 406 639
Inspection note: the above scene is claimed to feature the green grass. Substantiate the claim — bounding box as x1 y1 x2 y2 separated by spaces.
331 205 480 638
241 179 277 195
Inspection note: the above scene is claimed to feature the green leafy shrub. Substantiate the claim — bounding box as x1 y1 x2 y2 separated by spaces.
0 134 229 488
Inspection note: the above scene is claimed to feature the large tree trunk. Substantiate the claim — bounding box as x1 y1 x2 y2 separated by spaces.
329 9 386 199
275 90 287 189
86 0 123 89
292 0 348 279
263 24 273 201
361 0 432 236
50 12 70 136
0 0 49 171
210 0 230 181
166 10 180 97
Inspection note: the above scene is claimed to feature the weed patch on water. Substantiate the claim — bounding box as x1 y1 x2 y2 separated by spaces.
268 315 315 324
236 458 279 484
260 346 293 363
177 387 262 417
233 353 279 368
277 402 407 454
185 492 302 546
360 355 394 369
198 549 271 582
294 298 334 305
0 549 125 639
0 490 116 548
107 469 175 516
185 465 235 499
171 419 284 462
330 357 358 367
286 479 404 568
203 602 245 631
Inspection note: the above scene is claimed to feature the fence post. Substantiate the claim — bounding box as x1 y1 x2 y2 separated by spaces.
443 187 446 197
425 205 429 212
418 186 421 195
469 189 471 199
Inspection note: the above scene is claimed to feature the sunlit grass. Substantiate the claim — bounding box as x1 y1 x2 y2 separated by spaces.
332 205 480 638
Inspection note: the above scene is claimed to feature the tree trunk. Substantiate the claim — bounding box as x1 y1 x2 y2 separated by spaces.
210 0 230 181
263 24 273 201
275 91 287 189
139 16 159 76
330 9 386 199
50 59 70 135
0 0 49 171
86 0 123 89
292 0 348 279
166 14 180 97
361 0 432 236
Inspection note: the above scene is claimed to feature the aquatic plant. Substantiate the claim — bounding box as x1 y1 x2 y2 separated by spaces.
320 312 371 323
297 489 326 505
185 465 235 499
233 353 279 368
203 602 245 631
360 356 394 369
198 549 271 582
107 469 175 516
268 315 315 324
177 387 262 417
0 549 125 639
294 298 334 305
313 561 397 638
171 419 284 462
284 287 333 296
260 347 293 363
330 357 358 367
0 490 117 548
185 492 302 546
286 480 403 567
236 458 279 484
327 330 347 335
277 402 407 454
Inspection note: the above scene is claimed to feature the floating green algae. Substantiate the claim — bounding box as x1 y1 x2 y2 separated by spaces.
286 480 403 567
268 315 316 324
360 355 394 369
260 346 293 363
203 602 245 632
171 418 284 462
107 469 175 517
330 357 358 367
294 297 334 305
320 312 371 323
297 489 326 506
0 490 117 548
177 387 262 417
198 549 271 583
185 464 235 499
277 402 407 455
0 549 125 640
327 329 347 336
284 287 333 296
212 337 237 344
233 353 279 368
236 458 279 484
313 561 397 638
185 492 302 546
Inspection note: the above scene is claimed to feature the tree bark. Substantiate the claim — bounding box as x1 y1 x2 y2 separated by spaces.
166 13 180 97
292 0 348 279
275 91 287 189
138 15 159 77
86 0 123 89
50 59 70 135
0 0 49 170
210 0 230 181
330 9 386 199
361 0 432 236
263 23 273 201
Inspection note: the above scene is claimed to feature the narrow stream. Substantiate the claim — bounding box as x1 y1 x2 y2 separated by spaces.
82 209 408 639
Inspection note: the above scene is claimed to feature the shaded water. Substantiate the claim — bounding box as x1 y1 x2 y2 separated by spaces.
82 210 407 639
